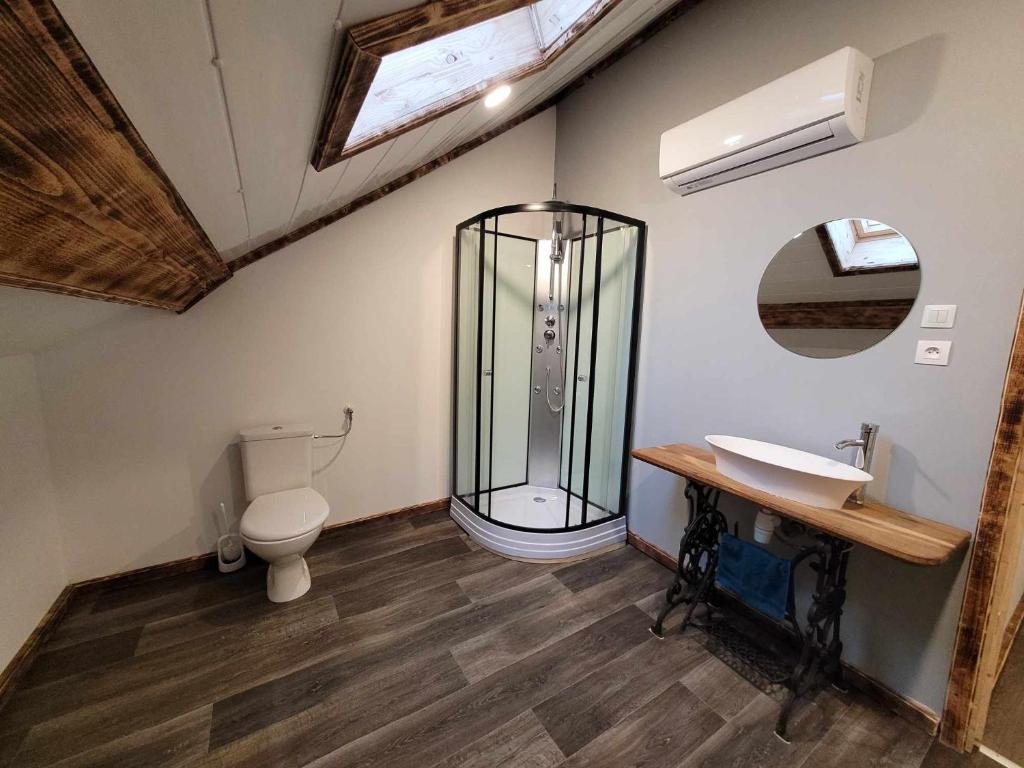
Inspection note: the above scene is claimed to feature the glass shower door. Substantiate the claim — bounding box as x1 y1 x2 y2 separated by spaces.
561 214 598 526
560 217 641 525
583 222 640 520
454 224 483 512
454 221 535 516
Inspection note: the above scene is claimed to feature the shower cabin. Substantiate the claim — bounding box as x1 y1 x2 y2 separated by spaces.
451 201 646 560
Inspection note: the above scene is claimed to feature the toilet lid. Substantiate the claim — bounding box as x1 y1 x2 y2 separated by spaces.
241 488 329 541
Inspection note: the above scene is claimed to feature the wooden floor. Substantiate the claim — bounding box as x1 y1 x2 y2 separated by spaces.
980 620 1024 764
0 509 978 767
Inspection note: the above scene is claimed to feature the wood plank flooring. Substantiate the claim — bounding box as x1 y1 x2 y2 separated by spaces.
0 508 958 767
980 622 1024 763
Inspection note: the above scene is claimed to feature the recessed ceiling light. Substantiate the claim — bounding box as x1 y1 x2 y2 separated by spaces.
723 134 743 146
484 84 511 108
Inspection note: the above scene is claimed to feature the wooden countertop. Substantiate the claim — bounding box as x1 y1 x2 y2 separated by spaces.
632 444 971 566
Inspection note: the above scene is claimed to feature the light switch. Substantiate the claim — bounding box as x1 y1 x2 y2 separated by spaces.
915 340 952 366
921 304 957 328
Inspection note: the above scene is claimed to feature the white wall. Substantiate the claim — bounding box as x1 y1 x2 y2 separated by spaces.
0 355 68 669
33 110 556 582
554 0 1024 713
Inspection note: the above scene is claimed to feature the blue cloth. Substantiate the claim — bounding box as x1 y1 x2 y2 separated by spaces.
715 534 793 622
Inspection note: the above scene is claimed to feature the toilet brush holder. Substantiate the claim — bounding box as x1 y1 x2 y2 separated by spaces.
217 533 246 573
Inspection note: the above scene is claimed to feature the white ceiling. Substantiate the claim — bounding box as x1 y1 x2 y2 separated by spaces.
54 0 680 261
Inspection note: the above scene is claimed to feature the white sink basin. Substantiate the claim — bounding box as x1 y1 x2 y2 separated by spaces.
705 435 872 510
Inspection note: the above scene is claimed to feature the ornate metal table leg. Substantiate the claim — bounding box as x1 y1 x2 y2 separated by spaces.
774 535 852 742
823 540 851 694
651 482 727 638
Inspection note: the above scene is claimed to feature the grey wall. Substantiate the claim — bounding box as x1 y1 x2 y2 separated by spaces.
28 112 555 582
554 0 1024 713
0 355 67 670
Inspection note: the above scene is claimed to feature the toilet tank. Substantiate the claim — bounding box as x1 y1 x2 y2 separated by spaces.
239 424 314 500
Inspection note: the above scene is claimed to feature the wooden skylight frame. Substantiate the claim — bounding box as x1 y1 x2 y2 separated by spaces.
815 221 920 278
311 0 623 171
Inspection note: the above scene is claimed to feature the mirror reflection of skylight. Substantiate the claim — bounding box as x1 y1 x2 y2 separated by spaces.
824 219 919 272
346 0 608 149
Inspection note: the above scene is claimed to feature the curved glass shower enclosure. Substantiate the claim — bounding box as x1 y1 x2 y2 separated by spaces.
451 201 646 560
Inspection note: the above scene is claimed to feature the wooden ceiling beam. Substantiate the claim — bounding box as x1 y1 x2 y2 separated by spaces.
758 299 916 330
0 0 229 313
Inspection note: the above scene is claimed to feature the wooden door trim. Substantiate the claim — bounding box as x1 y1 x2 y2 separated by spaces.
941 292 1024 750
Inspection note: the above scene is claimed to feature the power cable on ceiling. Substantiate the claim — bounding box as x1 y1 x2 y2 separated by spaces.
201 0 252 252
286 0 348 231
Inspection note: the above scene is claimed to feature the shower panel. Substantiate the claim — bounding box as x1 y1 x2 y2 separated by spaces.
451 202 645 561
527 236 570 490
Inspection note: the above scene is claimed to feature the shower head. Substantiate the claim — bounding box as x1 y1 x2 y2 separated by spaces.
550 206 565 264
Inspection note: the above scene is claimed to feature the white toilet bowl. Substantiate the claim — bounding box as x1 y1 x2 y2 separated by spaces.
240 487 329 603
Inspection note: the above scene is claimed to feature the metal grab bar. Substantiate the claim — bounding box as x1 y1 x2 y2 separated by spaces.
314 407 354 439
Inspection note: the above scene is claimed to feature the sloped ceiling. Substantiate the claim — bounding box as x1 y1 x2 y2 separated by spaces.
56 0 687 260
1 0 696 312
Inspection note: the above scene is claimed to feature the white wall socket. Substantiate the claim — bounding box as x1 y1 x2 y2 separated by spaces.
915 340 952 366
921 304 957 328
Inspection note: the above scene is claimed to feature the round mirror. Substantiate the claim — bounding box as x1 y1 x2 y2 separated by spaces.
757 219 921 359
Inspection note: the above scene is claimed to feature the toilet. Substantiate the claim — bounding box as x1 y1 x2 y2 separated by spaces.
238 424 329 602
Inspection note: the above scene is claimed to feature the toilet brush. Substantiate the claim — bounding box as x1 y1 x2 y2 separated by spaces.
217 502 246 573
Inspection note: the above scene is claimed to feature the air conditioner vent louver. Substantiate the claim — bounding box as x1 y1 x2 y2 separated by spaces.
660 48 873 197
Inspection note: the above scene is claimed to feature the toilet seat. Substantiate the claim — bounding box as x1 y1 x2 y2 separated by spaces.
241 487 329 542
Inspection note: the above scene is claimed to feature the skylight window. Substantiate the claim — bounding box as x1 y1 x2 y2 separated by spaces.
347 2 606 149
532 0 603 47
313 0 617 170
348 11 538 145
822 219 919 275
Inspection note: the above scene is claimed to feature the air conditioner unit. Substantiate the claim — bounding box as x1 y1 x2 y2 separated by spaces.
660 47 873 196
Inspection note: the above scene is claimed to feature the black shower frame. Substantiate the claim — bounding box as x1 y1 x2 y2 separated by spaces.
451 201 647 534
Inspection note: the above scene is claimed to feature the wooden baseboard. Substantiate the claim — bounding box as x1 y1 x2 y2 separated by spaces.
0 585 75 712
841 662 938 736
0 495 452 712
627 531 676 570
74 552 219 595
74 496 452 591
320 497 451 539
626 530 940 735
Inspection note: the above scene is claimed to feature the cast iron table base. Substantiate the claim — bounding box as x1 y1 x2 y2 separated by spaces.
650 480 853 742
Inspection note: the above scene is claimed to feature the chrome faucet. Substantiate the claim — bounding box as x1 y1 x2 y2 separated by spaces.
834 422 879 506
